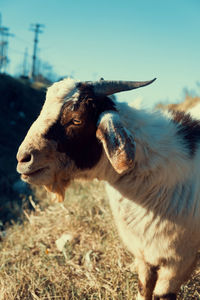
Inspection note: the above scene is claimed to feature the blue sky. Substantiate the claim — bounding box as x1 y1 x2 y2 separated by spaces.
1 0 200 107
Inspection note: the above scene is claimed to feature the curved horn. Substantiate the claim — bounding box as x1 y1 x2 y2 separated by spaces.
78 78 156 96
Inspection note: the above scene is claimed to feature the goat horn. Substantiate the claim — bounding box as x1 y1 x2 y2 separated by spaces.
78 78 156 96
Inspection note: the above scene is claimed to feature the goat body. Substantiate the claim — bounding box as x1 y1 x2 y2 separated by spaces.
17 78 200 299
106 104 200 299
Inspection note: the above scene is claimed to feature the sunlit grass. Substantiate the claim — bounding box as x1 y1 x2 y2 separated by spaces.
0 181 138 300
0 181 200 299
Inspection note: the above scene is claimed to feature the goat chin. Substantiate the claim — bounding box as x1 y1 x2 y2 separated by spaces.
44 173 71 202
44 184 65 202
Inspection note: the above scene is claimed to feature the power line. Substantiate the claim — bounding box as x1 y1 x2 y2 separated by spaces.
30 23 44 80
14 34 32 46
9 47 29 55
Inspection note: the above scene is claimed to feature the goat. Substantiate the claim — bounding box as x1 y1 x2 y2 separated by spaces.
17 78 200 299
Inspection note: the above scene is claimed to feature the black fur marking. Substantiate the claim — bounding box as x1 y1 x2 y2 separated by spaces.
153 292 176 300
44 86 116 170
171 110 200 157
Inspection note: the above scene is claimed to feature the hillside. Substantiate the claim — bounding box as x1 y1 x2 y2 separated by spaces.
0 74 46 223
157 93 200 112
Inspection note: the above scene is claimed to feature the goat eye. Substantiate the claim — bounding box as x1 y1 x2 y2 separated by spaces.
72 119 82 125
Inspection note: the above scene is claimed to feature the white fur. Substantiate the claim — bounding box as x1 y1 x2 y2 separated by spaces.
189 102 200 119
100 101 200 298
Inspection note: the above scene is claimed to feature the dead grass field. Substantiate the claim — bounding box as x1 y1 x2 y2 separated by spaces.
0 182 137 299
0 181 200 300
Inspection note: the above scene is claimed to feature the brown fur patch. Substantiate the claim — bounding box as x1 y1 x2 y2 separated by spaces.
171 110 200 157
138 264 159 300
44 86 116 170
153 293 176 300
145 265 159 299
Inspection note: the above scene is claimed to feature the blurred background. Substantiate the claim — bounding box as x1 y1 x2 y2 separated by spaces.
1 0 200 107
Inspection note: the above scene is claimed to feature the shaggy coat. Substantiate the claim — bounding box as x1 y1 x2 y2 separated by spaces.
17 78 200 300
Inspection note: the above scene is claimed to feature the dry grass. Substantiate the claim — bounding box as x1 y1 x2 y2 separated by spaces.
157 94 200 113
0 181 138 300
1 181 200 299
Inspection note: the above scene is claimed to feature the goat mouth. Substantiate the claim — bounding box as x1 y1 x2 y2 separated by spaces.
21 167 48 179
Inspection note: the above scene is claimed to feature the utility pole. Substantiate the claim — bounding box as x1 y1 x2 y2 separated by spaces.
30 23 44 80
0 13 14 73
22 47 28 76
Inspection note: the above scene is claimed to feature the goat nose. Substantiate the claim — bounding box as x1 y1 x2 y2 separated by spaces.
17 151 33 163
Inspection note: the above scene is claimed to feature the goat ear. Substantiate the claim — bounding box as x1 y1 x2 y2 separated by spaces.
96 112 136 174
